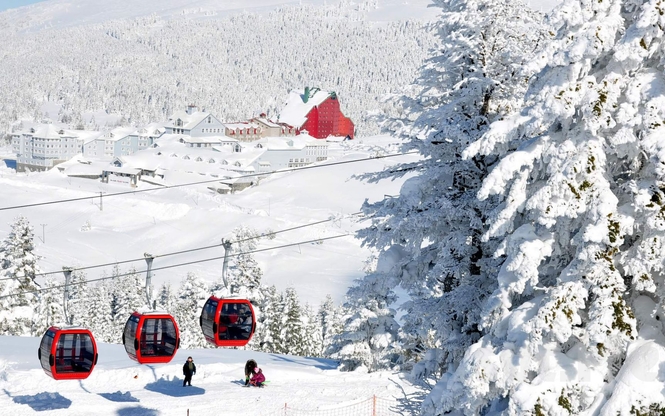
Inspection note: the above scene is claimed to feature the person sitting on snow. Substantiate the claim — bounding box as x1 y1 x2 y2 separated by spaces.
249 367 265 387
244 359 257 386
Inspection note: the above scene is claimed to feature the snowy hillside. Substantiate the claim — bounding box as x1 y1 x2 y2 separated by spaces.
0 335 414 415
0 0 437 137
0 0 439 32
0 136 415 306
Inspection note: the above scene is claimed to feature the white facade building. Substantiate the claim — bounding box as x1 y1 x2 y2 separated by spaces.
164 105 225 137
82 127 137 159
12 125 85 171
251 134 328 173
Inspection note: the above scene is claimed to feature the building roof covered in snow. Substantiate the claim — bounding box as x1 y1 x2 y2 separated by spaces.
165 107 218 131
277 88 333 129
104 127 138 141
32 124 77 139
264 134 324 150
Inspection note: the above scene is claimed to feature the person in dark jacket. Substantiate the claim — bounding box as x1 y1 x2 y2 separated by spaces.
244 359 257 386
183 356 196 386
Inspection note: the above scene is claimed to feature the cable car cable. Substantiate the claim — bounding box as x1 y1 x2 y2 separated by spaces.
0 211 363 282
0 151 419 212
0 233 350 300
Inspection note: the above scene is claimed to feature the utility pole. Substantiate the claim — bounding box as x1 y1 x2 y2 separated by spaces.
39 223 47 243
99 191 104 211
221 240 232 293
144 253 154 307
62 267 74 325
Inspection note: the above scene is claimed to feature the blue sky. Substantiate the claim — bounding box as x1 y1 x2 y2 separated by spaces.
1 0 46 12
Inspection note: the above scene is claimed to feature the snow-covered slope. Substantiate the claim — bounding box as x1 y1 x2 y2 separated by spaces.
0 136 416 307
0 335 413 415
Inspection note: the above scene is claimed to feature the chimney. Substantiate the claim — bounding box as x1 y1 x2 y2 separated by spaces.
303 86 310 103
186 104 198 115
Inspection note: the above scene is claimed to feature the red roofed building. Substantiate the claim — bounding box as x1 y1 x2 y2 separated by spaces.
278 87 354 139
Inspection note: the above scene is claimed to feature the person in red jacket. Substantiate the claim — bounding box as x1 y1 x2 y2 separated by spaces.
249 367 265 387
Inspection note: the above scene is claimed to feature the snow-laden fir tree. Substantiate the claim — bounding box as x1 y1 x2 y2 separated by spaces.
278 287 320 357
328 296 400 372
301 303 324 358
355 0 549 409
252 285 283 353
317 294 345 357
35 275 65 334
109 266 147 343
86 281 115 343
226 226 265 297
0 216 42 335
328 248 401 371
175 272 208 349
67 269 89 327
423 0 665 413
155 282 178 313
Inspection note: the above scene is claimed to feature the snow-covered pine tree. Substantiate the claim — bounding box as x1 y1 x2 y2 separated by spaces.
327 248 401 371
431 0 665 413
35 275 66 334
227 226 264 296
175 272 208 349
0 216 42 335
251 285 283 353
67 269 89 327
302 303 323 358
355 0 548 407
328 295 400 372
278 287 307 356
317 294 344 357
109 266 147 343
155 282 178 313
86 281 115 343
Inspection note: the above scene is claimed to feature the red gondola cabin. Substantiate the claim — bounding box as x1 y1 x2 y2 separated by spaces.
38 326 98 380
200 296 255 347
122 311 180 364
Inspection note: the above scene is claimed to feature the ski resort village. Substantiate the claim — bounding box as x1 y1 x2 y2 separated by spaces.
7 87 354 192
10 0 665 415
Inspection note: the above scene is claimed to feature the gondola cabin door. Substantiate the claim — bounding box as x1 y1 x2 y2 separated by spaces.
200 296 255 347
38 327 98 380
122 312 180 364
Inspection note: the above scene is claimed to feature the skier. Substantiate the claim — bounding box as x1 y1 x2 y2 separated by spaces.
244 359 257 386
249 367 265 387
182 356 196 387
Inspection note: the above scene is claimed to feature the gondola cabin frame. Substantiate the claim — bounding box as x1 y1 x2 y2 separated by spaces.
122 311 180 364
200 296 256 347
38 326 98 380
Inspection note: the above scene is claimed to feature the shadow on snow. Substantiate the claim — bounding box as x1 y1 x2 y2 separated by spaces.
268 353 338 370
116 406 159 416
5 390 72 411
99 391 140 403
144 377 205 397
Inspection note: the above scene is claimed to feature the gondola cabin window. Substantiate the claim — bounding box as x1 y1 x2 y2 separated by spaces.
55 333 95 373
38 327 98 380
122 312 180 364
200 296 255 347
